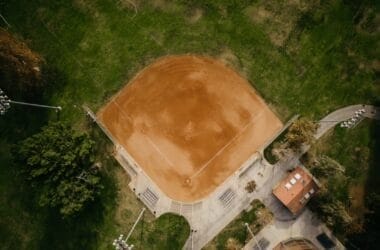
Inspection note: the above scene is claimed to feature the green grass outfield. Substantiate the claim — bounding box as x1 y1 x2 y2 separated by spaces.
2 0 379 121
0 0 379 249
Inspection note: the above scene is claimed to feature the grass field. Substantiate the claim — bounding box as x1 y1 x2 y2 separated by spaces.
0 0 379 249
3 0 379 121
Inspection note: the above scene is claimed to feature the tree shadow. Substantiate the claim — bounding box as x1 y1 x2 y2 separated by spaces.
38 167 118 250
347 102 380 249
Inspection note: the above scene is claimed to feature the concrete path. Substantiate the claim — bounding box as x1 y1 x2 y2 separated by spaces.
316 104 379 139
243 209 344 249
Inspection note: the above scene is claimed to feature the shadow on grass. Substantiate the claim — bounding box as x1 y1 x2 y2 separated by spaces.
0 65 91 250
38 168 118 250
347 114 380 249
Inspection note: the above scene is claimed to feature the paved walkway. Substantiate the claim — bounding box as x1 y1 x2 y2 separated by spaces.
243 209 344 250
316 104 379 139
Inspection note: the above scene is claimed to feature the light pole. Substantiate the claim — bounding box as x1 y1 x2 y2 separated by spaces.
112 234 134 250
112 207 146 250
0 88 61 115
0 89 11 115
245 222 262 250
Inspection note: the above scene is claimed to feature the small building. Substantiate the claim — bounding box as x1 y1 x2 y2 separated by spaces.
273 166 319 215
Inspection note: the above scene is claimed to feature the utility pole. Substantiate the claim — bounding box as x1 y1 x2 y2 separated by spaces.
0 88 61 115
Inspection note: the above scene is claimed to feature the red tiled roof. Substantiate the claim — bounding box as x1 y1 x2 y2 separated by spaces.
273 166 318 214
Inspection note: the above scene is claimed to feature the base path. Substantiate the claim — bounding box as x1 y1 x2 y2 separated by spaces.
98 55 282 202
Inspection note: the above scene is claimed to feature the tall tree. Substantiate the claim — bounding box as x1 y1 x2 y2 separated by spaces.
320 200 353 229
14 122 102 217
285 118 319 151
0 28 43 95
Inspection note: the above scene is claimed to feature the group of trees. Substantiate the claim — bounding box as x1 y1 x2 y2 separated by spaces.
14 122 102 217
269 118 319 162
1 29 102 217
285 118 319 151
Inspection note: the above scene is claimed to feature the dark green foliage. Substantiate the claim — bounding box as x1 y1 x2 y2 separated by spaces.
310 176 351 232
13 122 102 217
307 120 380 247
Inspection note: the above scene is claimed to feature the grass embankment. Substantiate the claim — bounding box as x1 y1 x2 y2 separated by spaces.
0 0 379 249
203 200 272 250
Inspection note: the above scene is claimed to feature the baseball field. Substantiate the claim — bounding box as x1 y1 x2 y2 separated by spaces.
1 0 379 249
98 55 282 201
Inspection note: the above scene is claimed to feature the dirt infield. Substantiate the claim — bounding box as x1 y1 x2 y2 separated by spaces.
98 55 283 202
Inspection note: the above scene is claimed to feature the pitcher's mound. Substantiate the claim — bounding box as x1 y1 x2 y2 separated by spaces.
98 55 282 202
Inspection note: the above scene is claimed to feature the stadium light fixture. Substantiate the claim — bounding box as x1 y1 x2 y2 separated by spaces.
0 88 61 115
245 222 262 250
112 208 145 250
112 235 134 250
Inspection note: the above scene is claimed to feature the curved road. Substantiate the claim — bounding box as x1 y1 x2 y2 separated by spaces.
316 104 380 139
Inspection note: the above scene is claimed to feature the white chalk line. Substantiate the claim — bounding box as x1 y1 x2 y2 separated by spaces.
145 136 176 168
190 111 264 180
112 99 176 168
113 98 264 182
112 99 134 123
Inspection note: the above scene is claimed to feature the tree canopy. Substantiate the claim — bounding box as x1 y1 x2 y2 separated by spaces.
285 118 319 151
0 28 43 95
13 122 102 217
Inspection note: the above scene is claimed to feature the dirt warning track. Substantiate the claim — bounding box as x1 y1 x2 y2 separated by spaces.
98 55 283 202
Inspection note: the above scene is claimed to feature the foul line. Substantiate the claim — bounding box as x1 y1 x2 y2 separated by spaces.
112 99 175 168
112 97 264 182
145 136 176 168
189 112 263 180
112 99 133 123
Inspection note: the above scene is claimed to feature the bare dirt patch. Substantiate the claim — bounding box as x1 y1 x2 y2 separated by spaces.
348 185 367 222
150 0 182 13
187 8 203 23
218 48 240 68
98 55 282 202
244 0 319 47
